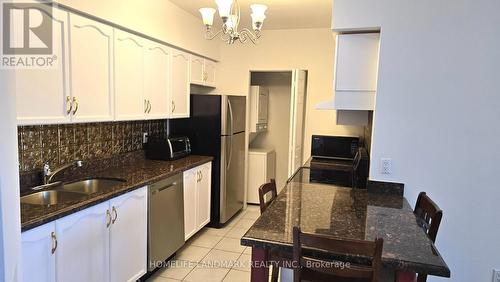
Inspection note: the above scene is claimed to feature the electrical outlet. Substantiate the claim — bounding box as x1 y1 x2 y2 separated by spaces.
380 158 392 174
493 269 500 282
142 132 148 144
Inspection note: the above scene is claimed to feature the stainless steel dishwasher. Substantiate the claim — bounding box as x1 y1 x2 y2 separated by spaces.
148 173 185 271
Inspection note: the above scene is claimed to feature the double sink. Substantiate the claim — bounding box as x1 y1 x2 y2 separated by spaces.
21 178 126 206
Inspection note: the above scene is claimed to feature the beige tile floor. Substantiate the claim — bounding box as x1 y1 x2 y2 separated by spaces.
147 205 269 282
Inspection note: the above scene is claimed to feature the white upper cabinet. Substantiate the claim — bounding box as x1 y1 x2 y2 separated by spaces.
190 55 205 85
21 222 56 282
55 201 110 282
15 8 71 125
69 13 114 122
333 33 380 110
144 40 171 120
190 55 217 87
109 187 147 282
171 49 190 118
114 29 145 121
204 59 217 87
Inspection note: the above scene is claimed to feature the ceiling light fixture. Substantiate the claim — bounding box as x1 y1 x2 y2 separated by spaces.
199 0 268 44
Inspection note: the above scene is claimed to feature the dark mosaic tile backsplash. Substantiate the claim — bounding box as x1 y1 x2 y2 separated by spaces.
18 120 168 187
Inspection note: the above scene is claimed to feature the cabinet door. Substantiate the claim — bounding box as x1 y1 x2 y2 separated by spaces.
21 222 56 282
144 41 170 119
171 50 190 118
197 162 212 229
183 167 198 240
55 202 110 282
190 55 204 85
109 187 147 282
204 59 216 87
69 14 114 122
16 7 71 125
114 29 145 121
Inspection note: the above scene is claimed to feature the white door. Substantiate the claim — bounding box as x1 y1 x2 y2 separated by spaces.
15 7 71 125
171 50 190 118
183 167 198 240
288 70 307 176
69 14 114 122
114 29 145 121
190 55 204 85
197 163 212 229
204 59 216 87
144 40 170 119
109 187 147 282
21 222 56 282
55 202 110 282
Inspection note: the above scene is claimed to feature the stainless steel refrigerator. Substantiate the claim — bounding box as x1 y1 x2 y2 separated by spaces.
169 94 246 226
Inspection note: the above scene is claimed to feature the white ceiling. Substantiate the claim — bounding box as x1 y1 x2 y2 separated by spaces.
169 0 332 30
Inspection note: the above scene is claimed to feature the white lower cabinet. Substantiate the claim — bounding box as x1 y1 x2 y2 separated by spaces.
183 162 212 240
21 222 57 282
109 187 148 282
56 201 110 282
21 187 147 282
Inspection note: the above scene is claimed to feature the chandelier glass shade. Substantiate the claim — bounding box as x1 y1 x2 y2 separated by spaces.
199 0 268 44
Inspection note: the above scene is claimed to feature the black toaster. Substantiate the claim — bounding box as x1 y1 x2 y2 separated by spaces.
145 136 191 160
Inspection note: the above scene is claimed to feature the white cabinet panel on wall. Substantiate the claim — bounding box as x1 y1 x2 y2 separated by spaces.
190 55 204 86
69 13 114 122
114 29 145 121
204 59 217 87
183 162 212 240
55 201 110 282
333 33 379 110
21 222 56 282
171 49 190 118
144 40 171 120
109 187 147 282
15 7 71 125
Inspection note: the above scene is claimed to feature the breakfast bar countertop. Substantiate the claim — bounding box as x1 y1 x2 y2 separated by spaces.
21 152 213 231
241 167 451 277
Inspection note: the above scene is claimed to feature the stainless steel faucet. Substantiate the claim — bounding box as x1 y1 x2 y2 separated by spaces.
43 160 84 184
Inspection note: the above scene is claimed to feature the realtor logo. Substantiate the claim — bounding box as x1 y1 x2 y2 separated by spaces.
1 2 56 68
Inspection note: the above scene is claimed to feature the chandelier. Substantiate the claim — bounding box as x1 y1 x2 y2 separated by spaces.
199 0 268 44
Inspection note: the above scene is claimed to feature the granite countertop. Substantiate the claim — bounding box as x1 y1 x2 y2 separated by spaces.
21 153 213 231
241 168 450 277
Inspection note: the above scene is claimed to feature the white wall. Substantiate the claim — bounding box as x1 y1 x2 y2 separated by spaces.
0 69 22 280
54 0 220 60
250 72 292 189
218 28 364 162
334 0 500 281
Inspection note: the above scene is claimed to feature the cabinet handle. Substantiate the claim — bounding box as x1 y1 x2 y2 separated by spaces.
66 96 73 115
171 101 176 113
148 100 152 113
72 97 79 115
112 206 118 224
51 232 58 254
106 209 112 228
144 99 148 114
200 171 203 182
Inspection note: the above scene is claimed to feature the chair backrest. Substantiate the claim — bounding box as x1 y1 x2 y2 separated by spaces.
293 227 383 282
414 192 443 242
258 179 277 214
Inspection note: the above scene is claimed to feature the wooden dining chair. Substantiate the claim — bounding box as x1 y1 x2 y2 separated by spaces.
258 179 277 214
258 179 283 282
395 192 443 282
293 226 384 282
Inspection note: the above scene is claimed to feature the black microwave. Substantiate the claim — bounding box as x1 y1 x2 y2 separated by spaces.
146 136 191 160
311 135 359 160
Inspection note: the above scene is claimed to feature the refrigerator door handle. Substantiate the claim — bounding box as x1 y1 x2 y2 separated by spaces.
226 100 235 170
